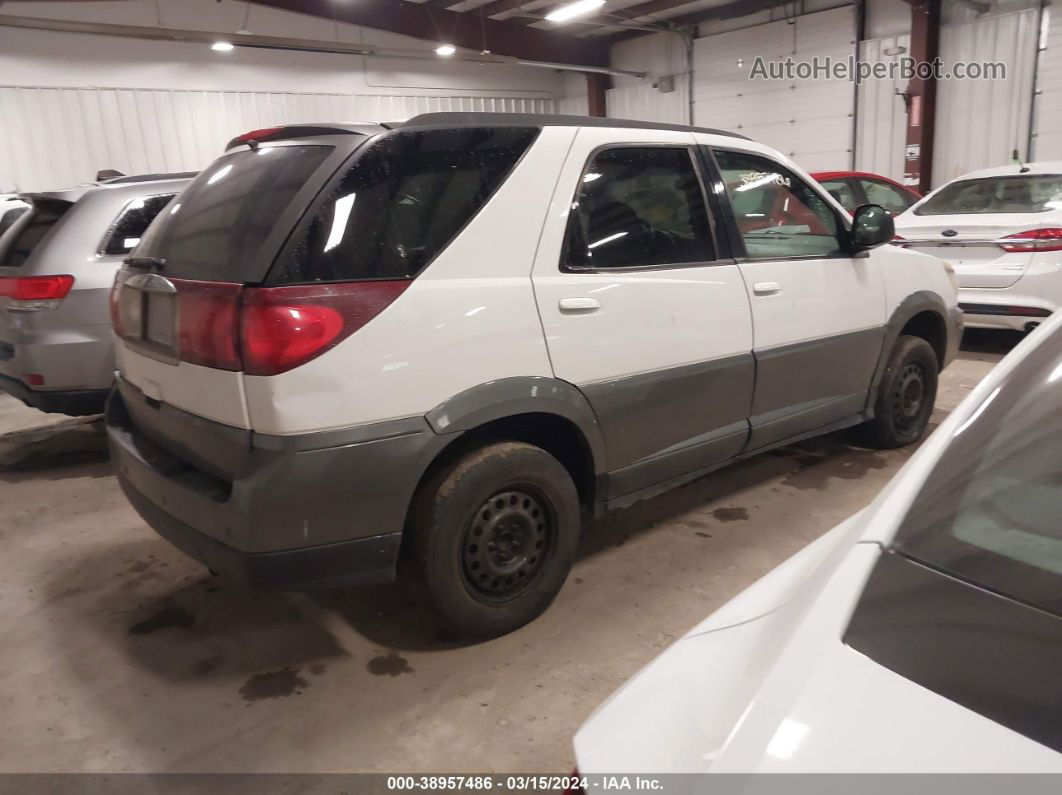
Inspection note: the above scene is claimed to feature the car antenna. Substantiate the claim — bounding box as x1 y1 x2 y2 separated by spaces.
1012 148 1031 174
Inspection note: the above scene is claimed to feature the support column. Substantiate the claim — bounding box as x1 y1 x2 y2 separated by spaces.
903 0 941 193
587 74 610 117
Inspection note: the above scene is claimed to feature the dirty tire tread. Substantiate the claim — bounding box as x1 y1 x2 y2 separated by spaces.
861 334 939 449
409 441 580 640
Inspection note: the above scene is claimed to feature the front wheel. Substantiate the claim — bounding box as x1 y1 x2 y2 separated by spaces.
408 441 581 639
860 334 939 449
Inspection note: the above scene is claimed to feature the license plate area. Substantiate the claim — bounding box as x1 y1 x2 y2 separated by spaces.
119 275 179 363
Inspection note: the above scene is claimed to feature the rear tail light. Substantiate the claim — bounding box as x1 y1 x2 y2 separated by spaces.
114 275 410 375
175 281 243 370
240 281 410 376
0 275 74 311
998 228 1062 253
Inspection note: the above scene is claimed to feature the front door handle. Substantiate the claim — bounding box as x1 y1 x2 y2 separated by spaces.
558 297 601 314
752 281 781 296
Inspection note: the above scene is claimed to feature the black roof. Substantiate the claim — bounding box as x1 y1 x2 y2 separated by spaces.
399 112 750 140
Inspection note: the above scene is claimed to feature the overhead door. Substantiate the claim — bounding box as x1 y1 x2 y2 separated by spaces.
1033 5 1062 160
692 5 857 173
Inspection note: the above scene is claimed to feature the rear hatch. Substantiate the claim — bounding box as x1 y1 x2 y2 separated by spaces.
113 137 353 427
0 195 77 378
895 171 1062 288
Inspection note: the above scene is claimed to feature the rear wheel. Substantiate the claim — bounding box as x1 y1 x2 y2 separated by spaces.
860 334 939 449
409 441 581 639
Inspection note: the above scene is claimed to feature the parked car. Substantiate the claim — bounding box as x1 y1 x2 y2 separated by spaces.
573 309 1062 774
0 172 193 415
813 170 920 215
894 161 1062 332
0 195 30 238
106 113 960 638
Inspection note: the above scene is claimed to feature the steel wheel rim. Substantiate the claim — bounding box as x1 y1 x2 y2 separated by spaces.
461 487 553 601
893 362 927 432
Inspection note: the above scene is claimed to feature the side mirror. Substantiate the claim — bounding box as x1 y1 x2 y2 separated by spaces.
851 204 895 250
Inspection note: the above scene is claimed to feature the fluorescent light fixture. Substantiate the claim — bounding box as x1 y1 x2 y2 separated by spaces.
546 0 605 23
211 41 235 52
435 44 457 57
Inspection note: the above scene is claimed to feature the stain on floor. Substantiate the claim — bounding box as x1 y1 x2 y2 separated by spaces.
712 507 749 522
128 606 195 636
367 652 414 677
239 667 309 701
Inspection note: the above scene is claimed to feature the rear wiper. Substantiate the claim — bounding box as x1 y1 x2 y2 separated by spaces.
124 255 166 270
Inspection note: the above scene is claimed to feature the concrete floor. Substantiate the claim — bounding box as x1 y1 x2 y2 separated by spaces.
0 332 1020 774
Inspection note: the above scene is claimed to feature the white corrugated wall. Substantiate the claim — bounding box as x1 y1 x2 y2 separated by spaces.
0 86 554 192
854 34 911 181
607 78 690 126
1033 4 1062 161
692 5 857 172
932 8 1039 184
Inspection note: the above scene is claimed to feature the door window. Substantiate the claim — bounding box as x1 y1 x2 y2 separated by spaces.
563 147 714 270
860 178 915 215
100 194 177 255
714 150 843 260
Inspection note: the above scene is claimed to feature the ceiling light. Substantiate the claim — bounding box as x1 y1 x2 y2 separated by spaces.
546 0 605 23
211 41 235 52
435 44 456 57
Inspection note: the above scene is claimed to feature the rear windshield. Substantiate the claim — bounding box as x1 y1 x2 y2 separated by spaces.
0 200 73 268
134 145 333 281
892 332 1062 617
273 126 539 283
915 174 1062 215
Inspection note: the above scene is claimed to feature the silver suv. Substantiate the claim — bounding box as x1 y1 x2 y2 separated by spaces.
0 172 192 415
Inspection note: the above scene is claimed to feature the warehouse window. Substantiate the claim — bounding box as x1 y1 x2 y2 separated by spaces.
278 127 539 283
100 194 177 256
714 150 843 260
563 147 714 270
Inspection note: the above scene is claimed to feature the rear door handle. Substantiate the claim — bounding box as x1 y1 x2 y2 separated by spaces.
752 281 781 296
558 297 601 314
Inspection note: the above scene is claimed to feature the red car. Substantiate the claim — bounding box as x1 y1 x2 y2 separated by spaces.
812 170 921 215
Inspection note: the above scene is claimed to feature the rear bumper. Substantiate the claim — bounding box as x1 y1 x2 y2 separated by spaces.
106 381 445 589
0 373 108 415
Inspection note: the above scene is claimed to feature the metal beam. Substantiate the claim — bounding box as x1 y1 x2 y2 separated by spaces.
587 73 609 116
605 0 801 43
472 0 539 19
249 0 608 66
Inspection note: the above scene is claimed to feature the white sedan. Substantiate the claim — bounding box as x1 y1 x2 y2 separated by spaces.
573 312 1062 774
894 161 1062 332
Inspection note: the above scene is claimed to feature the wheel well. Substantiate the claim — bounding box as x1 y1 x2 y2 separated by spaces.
412 412 597 513
900 310 946 368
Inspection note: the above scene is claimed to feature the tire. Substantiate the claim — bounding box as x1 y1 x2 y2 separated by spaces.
860 334 939 449
408 441 581 639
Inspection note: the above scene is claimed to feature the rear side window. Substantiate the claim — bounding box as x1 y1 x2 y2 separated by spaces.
135 145 334 281
563 147 714 270
915 174 1062 215
0 200 73 268
275 127 539 283
860 178 915 215
100 193 177 256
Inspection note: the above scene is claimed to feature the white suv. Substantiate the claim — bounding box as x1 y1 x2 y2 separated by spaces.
106 113 961 638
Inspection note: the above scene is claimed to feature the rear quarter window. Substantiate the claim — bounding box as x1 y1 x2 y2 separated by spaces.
274 126 539 283
100 193 178 256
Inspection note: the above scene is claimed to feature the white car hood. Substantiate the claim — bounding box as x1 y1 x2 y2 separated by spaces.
574 542 1062 773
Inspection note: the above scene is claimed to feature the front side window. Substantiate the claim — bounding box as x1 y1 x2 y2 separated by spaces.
563 147 714 270
714 149 843 260
861 178 915 215
915 174 1062 215
894 337 1062 616
100 193 177 256
277 127 539 283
